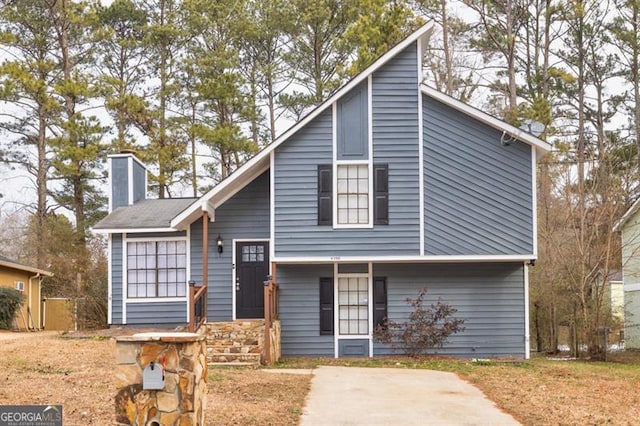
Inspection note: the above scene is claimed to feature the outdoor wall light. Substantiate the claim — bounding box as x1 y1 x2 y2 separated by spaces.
216 234 224 254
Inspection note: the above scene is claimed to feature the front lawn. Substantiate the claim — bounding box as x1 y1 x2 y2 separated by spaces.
1 331 638 425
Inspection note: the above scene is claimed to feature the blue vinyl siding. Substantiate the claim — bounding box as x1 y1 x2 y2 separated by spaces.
278 264 335 357
337 82 368 160
423 95 533 255
126 302 187 325
111 234 123 324
132 160 146 203
274 42 420 257
190 170 271 321
111 158 129 211
373 263 526 358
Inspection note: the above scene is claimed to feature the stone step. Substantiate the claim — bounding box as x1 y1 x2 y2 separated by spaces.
207 353 261 364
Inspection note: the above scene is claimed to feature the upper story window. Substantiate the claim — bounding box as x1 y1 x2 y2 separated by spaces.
317 163 388 227
337 164 369 225
127 240 187 298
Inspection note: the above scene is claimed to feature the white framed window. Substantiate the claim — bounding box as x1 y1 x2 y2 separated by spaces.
15 281 24 292
338 275 369 335
337 163 369 225
126 240 187 298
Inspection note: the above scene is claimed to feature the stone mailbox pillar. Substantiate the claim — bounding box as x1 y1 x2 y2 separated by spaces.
115 332 207 425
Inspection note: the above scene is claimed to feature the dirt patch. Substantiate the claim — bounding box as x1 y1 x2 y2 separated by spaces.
208 369 311 425
0 332 311 425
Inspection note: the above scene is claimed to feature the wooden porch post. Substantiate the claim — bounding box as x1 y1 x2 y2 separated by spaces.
202 210 209 320
263 262 277 364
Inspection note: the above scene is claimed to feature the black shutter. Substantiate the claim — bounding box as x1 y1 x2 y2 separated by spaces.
319 277 334 335
374 164 389 225
318 165 332 225
373 277 387 328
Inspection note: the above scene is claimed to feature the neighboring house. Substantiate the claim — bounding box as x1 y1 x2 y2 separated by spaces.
608 270 624 323
614 200 640 348
0 255 52 330
93 24 551 359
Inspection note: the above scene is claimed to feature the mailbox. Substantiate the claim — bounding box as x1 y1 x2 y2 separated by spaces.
142 362 165 390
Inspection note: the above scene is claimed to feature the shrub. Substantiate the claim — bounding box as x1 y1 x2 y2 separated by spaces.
373 287 466 357
0 287 24 329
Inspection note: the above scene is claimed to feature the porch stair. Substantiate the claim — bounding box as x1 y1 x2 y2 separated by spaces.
202 320 265 365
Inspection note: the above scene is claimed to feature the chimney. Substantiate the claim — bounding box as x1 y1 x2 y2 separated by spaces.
108 151 147 212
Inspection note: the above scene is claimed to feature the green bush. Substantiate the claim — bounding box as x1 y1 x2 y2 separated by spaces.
0 287 24 329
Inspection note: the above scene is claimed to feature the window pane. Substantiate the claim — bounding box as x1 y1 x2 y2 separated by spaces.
158 284 168 297
338 166 348 179
358 209 368 223
177 283 186 297
358 278 368 290
338 278 348 291
338 195 348 208
257 245 264 254
146 284 156 297
359 320 368 334
338 209 348 224
358 178 368 193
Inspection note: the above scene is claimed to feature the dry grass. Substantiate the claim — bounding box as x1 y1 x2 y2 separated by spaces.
2 331 640 425
0 332 310 426
278 354 640 425
208 369 310 425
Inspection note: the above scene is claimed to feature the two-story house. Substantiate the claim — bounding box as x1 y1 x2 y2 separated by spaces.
93 23 551 359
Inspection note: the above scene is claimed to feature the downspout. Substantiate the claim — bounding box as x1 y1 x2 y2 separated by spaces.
29 273 41 330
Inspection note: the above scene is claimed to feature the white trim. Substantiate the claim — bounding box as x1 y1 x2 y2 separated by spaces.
232 238 237 321
334 162 374 229
625 283 640 292
108 234 113 324
170 23 436 230
614 197 640 232
417 36 425 256
332 103 338 228
127 156 134 205
122 233 127 324
126 297 188 304
123 235 190 309
186 224 191 319
274 254 536 264
108 153 148 169
368 262 373 358
524 262 530 359
333 263 339 358
211 162 270 210
124 235 188 242
270 151 275 262
93 227 180 234
421 85 552 155
367 75 374 227
335 274 370 335
531 146 538 257
232 238 271 321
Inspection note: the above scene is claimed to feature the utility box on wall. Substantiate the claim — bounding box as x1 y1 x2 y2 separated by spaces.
142 362 165 390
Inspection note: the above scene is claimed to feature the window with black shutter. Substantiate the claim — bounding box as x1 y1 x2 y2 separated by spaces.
318 165 332 225
373 164 389 225
319 277 334 335
373 277 388 328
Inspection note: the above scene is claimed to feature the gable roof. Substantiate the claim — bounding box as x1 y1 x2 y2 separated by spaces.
93 198 197 233
613 197 640 232
421 85 552 156
171 21 551 230
0 255 53 276
171 22 438 229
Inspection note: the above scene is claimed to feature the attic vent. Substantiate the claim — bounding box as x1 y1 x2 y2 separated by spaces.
15 281 24 292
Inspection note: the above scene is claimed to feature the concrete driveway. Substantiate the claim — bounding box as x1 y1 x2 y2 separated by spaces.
298 366 520 426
